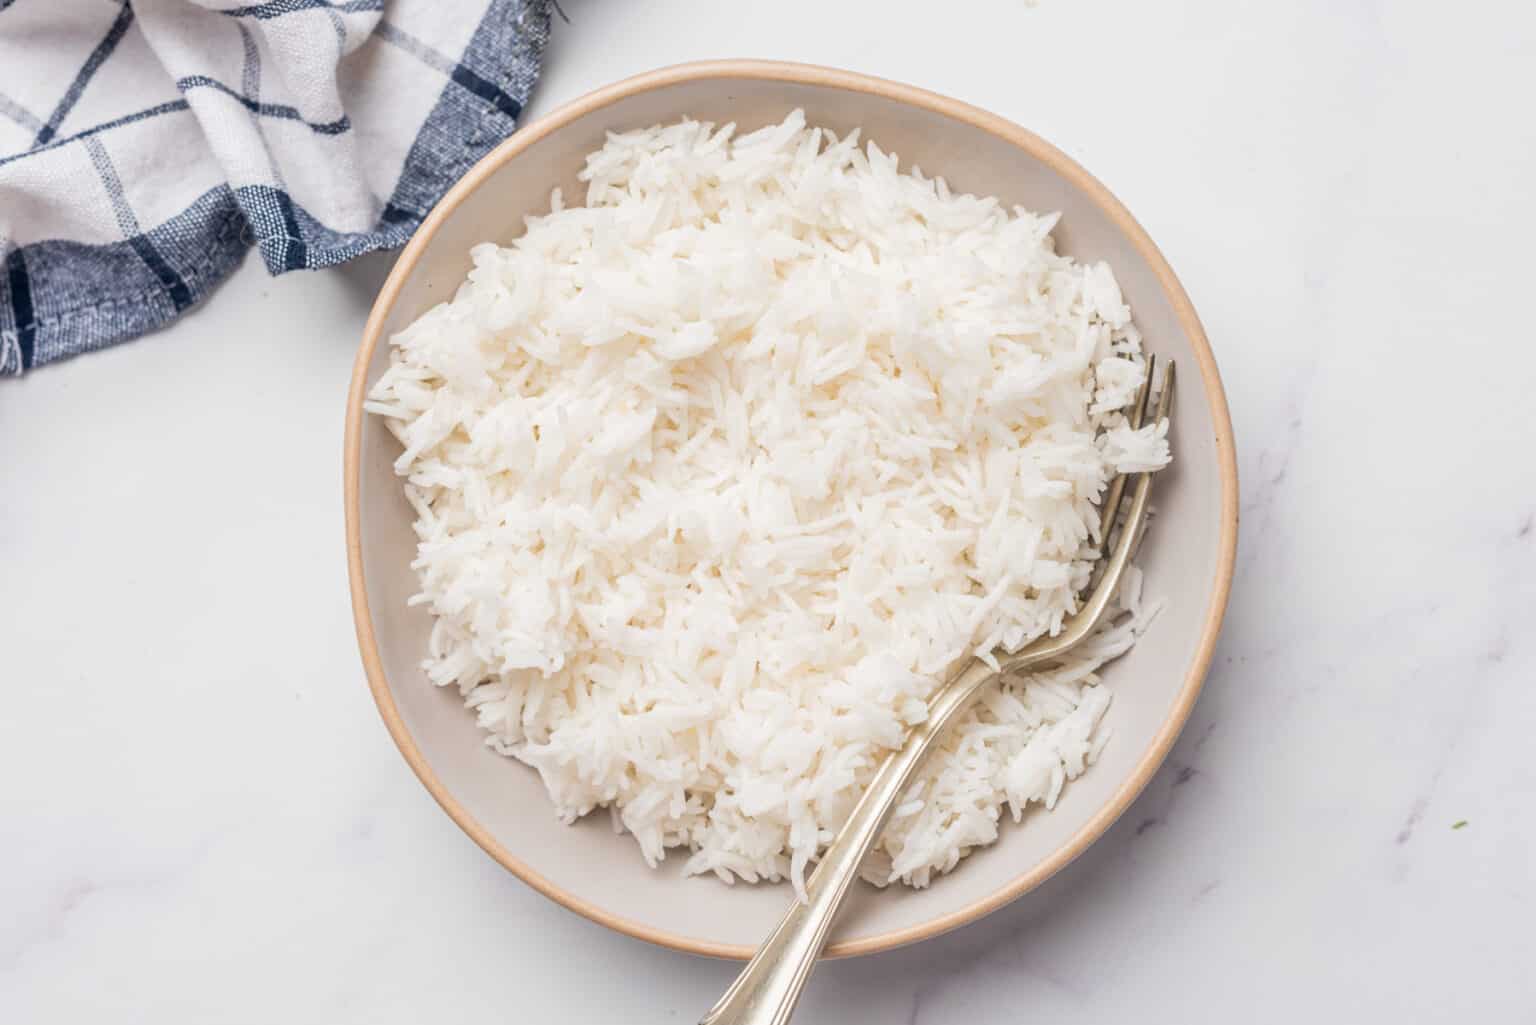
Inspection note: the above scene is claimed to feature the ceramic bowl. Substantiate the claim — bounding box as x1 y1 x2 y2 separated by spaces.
345 60 1238 959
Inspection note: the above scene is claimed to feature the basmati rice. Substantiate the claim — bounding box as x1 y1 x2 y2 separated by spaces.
366 110 1170 893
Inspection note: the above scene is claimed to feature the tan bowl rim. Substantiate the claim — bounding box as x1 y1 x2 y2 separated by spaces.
344 58 1239 961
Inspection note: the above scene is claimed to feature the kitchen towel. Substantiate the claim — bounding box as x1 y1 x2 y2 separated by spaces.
0 0 553 375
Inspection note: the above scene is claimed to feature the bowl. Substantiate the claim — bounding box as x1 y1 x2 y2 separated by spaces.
344 60 1238 959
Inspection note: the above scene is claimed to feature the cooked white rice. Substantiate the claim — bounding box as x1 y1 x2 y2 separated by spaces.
365 110 1170 893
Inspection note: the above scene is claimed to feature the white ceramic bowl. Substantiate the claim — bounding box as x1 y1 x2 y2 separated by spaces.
345 60 1238 959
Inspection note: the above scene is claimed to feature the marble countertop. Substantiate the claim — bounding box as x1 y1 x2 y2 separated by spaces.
4 1 1533 1020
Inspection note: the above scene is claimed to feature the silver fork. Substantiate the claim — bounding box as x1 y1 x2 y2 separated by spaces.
701 357 1175 1025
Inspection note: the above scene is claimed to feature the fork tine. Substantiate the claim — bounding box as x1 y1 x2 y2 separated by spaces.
1088 358 1174 619
1097 354 1156 544
1018 359 1174 666
1125 359 1175 560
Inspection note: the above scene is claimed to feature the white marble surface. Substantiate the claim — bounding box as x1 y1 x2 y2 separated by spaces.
4 1 1534 1020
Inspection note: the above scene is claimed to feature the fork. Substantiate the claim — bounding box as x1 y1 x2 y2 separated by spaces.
701 357 1175 1025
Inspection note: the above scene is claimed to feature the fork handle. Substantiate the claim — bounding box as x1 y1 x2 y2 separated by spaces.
699 658 1002 1025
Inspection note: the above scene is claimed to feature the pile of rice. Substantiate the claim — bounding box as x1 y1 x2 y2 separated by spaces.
366 110 1170 892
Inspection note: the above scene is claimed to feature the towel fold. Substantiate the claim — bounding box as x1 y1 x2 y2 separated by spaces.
0 0 553 374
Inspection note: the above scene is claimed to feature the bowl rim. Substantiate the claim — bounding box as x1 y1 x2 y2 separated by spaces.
344 58 1239 961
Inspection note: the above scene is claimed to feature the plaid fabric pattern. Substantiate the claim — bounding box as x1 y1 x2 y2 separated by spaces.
0 0 553 374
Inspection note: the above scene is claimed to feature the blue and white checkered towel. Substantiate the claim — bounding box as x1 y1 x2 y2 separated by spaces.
0 0 553 375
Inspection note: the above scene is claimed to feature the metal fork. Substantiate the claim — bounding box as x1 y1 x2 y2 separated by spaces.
701 357 1176 1025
